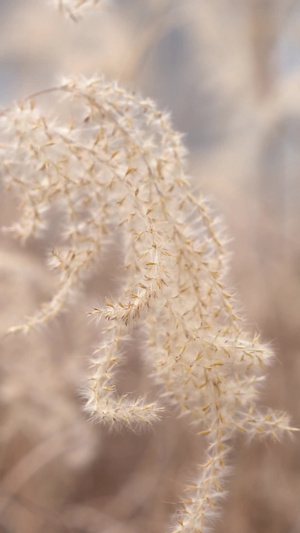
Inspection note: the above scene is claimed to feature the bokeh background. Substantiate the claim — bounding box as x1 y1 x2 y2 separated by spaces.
1 1 300 531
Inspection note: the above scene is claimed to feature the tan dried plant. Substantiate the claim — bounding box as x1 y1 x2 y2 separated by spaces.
0 4 294 533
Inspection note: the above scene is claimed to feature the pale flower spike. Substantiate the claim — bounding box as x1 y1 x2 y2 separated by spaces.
0 76 294 533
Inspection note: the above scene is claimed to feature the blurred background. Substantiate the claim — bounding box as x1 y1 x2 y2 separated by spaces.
1 0 300 531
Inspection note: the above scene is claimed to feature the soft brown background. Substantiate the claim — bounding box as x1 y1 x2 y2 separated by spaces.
1 1 300 532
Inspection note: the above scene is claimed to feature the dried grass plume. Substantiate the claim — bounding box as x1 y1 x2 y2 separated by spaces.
0 4 295 532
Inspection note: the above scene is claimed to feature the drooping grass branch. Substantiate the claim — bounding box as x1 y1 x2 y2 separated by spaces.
0 76 293 533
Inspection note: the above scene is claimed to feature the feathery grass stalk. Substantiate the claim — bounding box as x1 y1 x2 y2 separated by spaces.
0 73 293 532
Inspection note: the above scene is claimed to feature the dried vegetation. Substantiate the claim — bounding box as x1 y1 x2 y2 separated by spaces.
0 1 300 532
